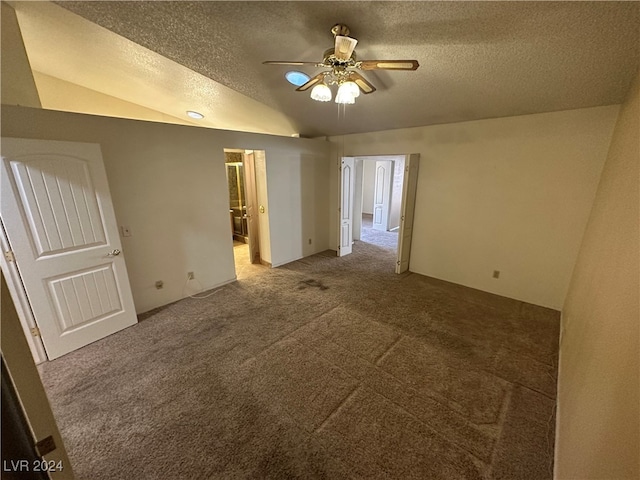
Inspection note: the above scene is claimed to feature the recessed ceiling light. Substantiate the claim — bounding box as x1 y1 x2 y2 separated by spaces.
186 110 204 119
285 71 310 87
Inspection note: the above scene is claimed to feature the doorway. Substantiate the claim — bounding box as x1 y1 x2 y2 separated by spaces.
339 153 420 273
354 155 405 252
223 149 269 279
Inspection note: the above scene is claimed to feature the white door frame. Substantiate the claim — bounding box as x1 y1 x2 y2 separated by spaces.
224 148 271 268
337 153 420 273
0 218 48 364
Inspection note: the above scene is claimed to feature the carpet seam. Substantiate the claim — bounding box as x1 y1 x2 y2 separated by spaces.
485 384 515 479
373 335 403 366
299 334 495 466
313 385 361 434
238 304 341 368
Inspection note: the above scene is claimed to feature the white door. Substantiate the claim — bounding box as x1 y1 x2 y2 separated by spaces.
373 160 394 231
339 157 355 256
396 154 420 274
352 159 364 242
1 138 137 360
243 152 260 264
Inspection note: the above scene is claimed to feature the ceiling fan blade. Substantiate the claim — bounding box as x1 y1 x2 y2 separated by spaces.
359 60 420 71
295 73 326 92
334 35 358 61
263 61 320 66
349 72 376 94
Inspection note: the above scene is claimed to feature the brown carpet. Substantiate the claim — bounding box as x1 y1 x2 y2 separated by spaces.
360 214 398 251
38 242 559 479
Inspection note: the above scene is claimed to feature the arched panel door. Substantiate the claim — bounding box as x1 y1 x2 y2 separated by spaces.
339 157 355 256
1 138 137 360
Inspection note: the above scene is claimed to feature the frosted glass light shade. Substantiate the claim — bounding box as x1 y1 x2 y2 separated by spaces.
310 83 332 102
343 81 360 97
335 83 356 104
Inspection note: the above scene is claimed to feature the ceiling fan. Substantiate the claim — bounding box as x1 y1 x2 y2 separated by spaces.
263 24 419 104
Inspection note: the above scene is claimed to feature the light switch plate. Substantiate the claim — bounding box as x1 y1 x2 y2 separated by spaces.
121 225 132 237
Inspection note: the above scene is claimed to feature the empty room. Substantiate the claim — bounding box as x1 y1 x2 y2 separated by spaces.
1 2 638 479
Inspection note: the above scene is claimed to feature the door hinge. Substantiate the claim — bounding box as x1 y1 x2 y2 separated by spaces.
397 261 401 265
35 435 56 457
31 327 41 337
4 250 15 262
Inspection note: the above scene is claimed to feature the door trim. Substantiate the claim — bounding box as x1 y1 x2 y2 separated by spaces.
0 218 47 364
337 152 420 273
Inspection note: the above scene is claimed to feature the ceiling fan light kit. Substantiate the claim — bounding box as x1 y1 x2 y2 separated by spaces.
310 82 332 102
263 24 419 105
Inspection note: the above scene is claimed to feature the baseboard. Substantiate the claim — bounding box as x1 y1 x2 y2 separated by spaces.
202 277 237 291
259 259 272 267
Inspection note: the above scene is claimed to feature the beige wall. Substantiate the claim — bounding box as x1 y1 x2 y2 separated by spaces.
1 2 40 108
330 106 619 309
1 106 330 314
555 74 639 479
33 72 198 127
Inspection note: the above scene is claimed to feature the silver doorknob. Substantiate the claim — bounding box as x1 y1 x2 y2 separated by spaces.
107 249 121 257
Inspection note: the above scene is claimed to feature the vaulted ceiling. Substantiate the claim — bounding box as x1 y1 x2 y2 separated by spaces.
13 1 640 137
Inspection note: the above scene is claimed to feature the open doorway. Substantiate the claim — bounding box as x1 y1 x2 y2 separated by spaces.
354 155 405 252
339 154 420 273
223 149 270 279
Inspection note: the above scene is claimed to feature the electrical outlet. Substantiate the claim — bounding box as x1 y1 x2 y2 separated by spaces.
492 270 500 279
187 272 195 280
155 280 163 289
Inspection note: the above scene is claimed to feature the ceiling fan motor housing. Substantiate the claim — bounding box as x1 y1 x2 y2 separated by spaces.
331 24 350 37
323 48 357 65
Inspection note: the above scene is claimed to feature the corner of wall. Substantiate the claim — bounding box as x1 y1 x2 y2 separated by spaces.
554 71 639 479
1 2 41 108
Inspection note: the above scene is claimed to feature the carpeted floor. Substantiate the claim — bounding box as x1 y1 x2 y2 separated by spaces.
38 242 559 480
360 214 398 251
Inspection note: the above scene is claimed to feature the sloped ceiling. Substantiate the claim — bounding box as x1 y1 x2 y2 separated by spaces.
14 1 640 137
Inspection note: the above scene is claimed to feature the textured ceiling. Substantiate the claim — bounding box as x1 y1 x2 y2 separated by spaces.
32 2 640 136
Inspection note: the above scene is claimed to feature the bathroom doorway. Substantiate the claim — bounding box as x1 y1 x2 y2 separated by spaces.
223 149 270 279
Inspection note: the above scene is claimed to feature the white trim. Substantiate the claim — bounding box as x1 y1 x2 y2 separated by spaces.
0 218 48 364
